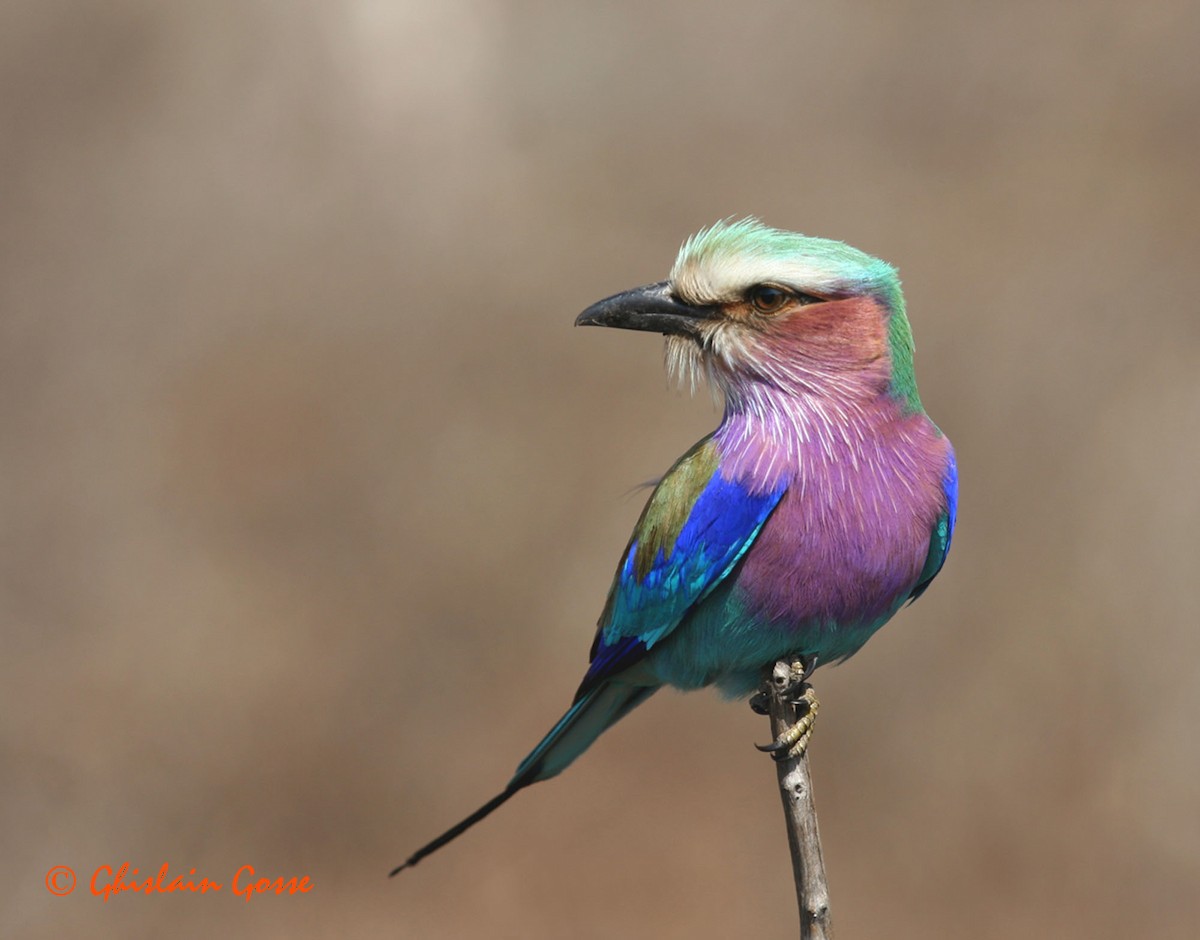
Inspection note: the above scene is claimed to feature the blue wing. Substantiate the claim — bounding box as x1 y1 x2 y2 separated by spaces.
908 448 958 603
576 438 786 698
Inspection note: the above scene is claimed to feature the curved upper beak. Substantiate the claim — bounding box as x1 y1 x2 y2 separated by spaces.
575 281 720 337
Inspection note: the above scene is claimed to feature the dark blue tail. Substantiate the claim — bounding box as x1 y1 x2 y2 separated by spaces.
391 682 656 875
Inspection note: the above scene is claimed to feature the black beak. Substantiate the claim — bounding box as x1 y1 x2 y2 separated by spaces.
575 281 720 337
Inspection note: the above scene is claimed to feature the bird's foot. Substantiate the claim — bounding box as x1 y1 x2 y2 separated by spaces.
755 685 818 761
754 657 820 761
749 655 816 715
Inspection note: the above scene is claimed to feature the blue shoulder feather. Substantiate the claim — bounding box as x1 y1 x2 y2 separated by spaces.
578 443 785 697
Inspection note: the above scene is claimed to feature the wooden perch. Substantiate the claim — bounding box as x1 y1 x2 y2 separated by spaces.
764 659 833 939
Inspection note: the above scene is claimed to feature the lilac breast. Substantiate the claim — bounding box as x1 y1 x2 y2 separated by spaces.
717 404 951 657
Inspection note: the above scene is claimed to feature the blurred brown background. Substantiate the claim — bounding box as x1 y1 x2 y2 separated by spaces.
3 2 1198 938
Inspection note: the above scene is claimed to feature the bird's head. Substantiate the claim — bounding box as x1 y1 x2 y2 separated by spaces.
577 218 921 413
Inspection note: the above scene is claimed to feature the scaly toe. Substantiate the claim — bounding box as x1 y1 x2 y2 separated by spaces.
754 685 820 760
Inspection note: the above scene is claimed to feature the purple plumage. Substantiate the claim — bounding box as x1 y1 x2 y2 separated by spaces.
625 274 955 696
728 398 952 662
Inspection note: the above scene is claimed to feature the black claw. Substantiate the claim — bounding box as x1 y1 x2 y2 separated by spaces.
775 681 813 711
755 737 799 761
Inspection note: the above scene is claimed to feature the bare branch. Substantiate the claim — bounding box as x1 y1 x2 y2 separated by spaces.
765 659 833 939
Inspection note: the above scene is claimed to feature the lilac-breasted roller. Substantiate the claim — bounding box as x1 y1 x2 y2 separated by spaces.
392 219 957 874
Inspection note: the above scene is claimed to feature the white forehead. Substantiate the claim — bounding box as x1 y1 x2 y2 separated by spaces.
669 218 898 305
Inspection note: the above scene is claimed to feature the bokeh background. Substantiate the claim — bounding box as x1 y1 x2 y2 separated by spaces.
3 2 1198 938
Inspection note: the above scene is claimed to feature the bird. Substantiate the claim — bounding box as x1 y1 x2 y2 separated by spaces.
391 218 957 876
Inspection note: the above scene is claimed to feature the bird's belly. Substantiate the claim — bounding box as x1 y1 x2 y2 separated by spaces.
646 474 936 697
747 486 930 628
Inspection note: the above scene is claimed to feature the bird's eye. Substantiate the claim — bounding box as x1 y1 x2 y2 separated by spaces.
748 285 790 314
